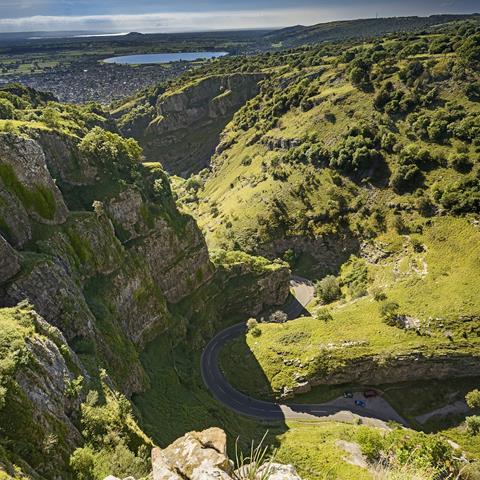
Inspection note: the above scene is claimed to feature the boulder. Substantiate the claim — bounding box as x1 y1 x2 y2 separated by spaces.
103 477 136 480
257 463 302 480
152 428 231 480
151 428 302 480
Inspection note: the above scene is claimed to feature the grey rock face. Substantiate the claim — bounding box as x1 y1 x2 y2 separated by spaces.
294 351 480 397
11 308 84 475
0 133 68 226
0 234 20 283
104 187 145 241
121 74 264 176
219 262 290 317
0 186 32 247
4 260 96 340
257 463 302 480
259 232 360 278
35 131 98 187
133 216 215 304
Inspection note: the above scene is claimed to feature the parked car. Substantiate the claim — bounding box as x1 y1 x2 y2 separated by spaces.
363 389 378 398
355 400 366 408
343 392 354 398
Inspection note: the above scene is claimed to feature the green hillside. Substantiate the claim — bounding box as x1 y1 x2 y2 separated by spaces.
262 14 480 48
175 20 480 275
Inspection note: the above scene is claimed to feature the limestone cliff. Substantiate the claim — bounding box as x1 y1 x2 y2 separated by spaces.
117 74 264 176
0 304 84 479
0 122 289 478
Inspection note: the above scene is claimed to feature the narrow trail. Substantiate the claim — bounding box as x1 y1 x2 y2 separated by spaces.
200 277 408 427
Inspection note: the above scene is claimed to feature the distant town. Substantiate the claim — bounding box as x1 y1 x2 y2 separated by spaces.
0 57 190 104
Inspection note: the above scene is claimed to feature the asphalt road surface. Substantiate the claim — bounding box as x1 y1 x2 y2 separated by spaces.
201 277 407 426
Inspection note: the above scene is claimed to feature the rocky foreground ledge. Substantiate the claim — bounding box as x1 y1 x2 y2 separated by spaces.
105 427 301 480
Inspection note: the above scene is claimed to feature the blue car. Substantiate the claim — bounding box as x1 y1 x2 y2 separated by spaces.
355 400 366 408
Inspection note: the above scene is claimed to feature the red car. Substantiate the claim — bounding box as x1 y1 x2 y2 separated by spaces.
363 389 378 398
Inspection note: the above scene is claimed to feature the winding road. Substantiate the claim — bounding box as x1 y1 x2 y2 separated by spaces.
201 277 408 426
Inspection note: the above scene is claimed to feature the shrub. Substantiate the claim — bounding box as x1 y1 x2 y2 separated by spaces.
316 275 341 304
457 34 480 69
246 318 261 337
70 442 149 480
79 126 142 178
0 98 15 120
390 164 423 194
247 318 258 331
268 311 287 323
466 416 480 436
341 257 369 298
349 58 372 88
379 301 400 326
465 82 480 101
315 308 333 322
330 134 382 173
416 196 434 217
449 153 473 173
399 61 424 84
370 287 387 302
357 429 384 462
434 176 480 213
466 389 480 410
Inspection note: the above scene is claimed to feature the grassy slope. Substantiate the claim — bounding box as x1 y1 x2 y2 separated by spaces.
219 216 480 398
190 35 479 255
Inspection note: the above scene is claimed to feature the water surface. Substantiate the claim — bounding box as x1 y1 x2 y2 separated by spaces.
103 51 228 65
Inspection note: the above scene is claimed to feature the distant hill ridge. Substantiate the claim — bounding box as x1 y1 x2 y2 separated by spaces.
264 13 480 46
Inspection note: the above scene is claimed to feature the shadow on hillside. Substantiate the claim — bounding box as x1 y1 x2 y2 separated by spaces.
216 328 288 453
285 293 311 319
132 327 288 456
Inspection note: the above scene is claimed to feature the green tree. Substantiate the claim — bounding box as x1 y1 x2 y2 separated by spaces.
316 275 341 304
457 34 480 69
466 389 480 410
449 153 472 173
466 416 480 436
379 301 400 326
0 98 15 120
246 318 261 337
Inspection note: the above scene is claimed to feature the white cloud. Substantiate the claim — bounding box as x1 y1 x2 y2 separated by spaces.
0 7 351 33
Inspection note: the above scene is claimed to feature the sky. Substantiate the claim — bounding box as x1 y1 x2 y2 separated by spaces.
0 0 478 33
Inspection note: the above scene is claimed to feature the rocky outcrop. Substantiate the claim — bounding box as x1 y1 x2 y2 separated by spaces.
35 130 98 187
0 305 84 478
287 349 480 398
104 187 145 241
134 216 215 304
261 136 303 151
259 232 360 278
4 259 96 340
119 74 264 176
147 428 301 480
218 261 290 317
152 428 232 480
0 133 68 228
